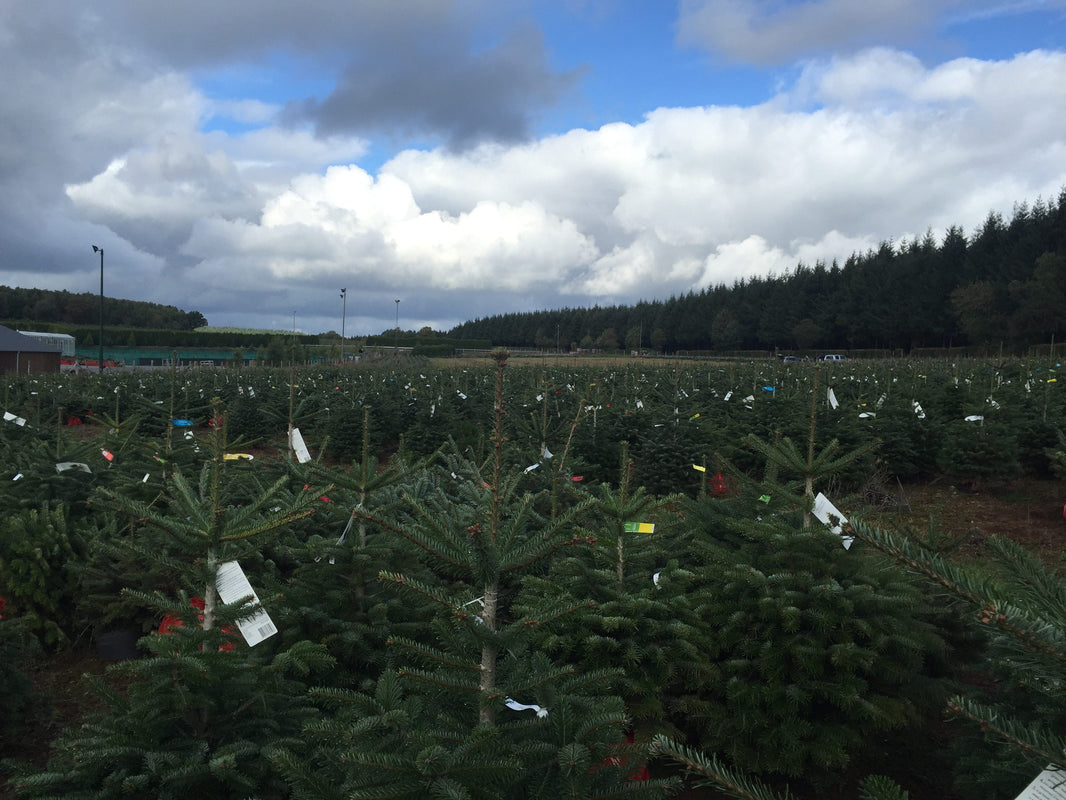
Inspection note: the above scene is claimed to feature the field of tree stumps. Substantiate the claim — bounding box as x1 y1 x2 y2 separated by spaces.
2 351 1065 800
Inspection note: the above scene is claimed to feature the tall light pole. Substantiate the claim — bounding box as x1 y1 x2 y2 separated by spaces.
339 288 347 364
91 245 103 372
394 298 400 351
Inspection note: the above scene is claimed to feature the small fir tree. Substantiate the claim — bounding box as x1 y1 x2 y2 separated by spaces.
10 408 335 799
670 489 946 781
275 350 678 798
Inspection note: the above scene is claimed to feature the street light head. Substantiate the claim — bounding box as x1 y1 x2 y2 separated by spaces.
92 245 101 253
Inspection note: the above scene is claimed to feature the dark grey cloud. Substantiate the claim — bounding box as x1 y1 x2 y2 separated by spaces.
0 2 175 282
80 1 586 150
284 25 586 150
84 0 464 69
676 0 945 65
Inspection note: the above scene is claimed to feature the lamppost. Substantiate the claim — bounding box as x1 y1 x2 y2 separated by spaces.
91 245 103 372
339 288 347 363
394 298 400 351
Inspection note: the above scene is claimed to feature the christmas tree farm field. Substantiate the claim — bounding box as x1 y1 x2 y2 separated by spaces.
1 354 1065 800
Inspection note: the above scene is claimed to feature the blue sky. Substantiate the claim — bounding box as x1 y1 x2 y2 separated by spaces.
1 1 1065 336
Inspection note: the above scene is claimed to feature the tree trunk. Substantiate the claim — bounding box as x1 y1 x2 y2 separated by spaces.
478 581 499 726
202 548 218 633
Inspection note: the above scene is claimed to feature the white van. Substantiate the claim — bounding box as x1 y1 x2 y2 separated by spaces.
822 354 848 362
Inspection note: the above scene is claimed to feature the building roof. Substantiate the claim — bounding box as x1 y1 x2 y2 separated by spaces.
18 330 75 341
0 325 62 353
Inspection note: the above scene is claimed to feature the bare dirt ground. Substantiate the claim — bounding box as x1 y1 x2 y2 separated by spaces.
880 475 1065 563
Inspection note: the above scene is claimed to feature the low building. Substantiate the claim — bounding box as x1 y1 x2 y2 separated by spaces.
17 330 76 358
0 325 62 374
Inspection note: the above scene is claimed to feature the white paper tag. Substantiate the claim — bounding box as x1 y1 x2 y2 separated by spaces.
1015 766 1066 800
290 427 312 463
215 561 277 647
813 492 853 549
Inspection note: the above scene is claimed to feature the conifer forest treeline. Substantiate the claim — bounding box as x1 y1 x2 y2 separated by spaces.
2 354 1066 799
450 192 1066 354
0 287 206 332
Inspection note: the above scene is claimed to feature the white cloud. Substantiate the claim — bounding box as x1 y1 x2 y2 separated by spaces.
388 201 597 290
186 164 599 294
694 235 793 288
67 136 258 221
264 167 417 231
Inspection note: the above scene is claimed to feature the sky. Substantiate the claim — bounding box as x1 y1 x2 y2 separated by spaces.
2 1 1066 337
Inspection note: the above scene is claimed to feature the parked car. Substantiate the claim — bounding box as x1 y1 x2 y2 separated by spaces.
822 354 848 362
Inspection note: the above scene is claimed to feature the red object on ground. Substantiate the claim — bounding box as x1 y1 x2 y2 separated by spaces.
158 597 236 650
710 472 729 496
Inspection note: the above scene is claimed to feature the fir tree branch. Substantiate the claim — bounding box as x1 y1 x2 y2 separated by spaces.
849 519 1066 667
649 736 793 800
947 695 1066 769
387 635 481 671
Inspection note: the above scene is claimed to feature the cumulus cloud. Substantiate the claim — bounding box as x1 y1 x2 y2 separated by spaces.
65 135 262 256
182 164 598 293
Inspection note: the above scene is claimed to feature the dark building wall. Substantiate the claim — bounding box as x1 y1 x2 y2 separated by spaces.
0 351 61 374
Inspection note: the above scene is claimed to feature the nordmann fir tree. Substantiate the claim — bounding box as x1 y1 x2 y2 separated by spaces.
266 405 431 678
508 372 587 522
10 402 335 800
662 389 948 786
273 350 678 799
517 444 706 733
734 367 879 528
